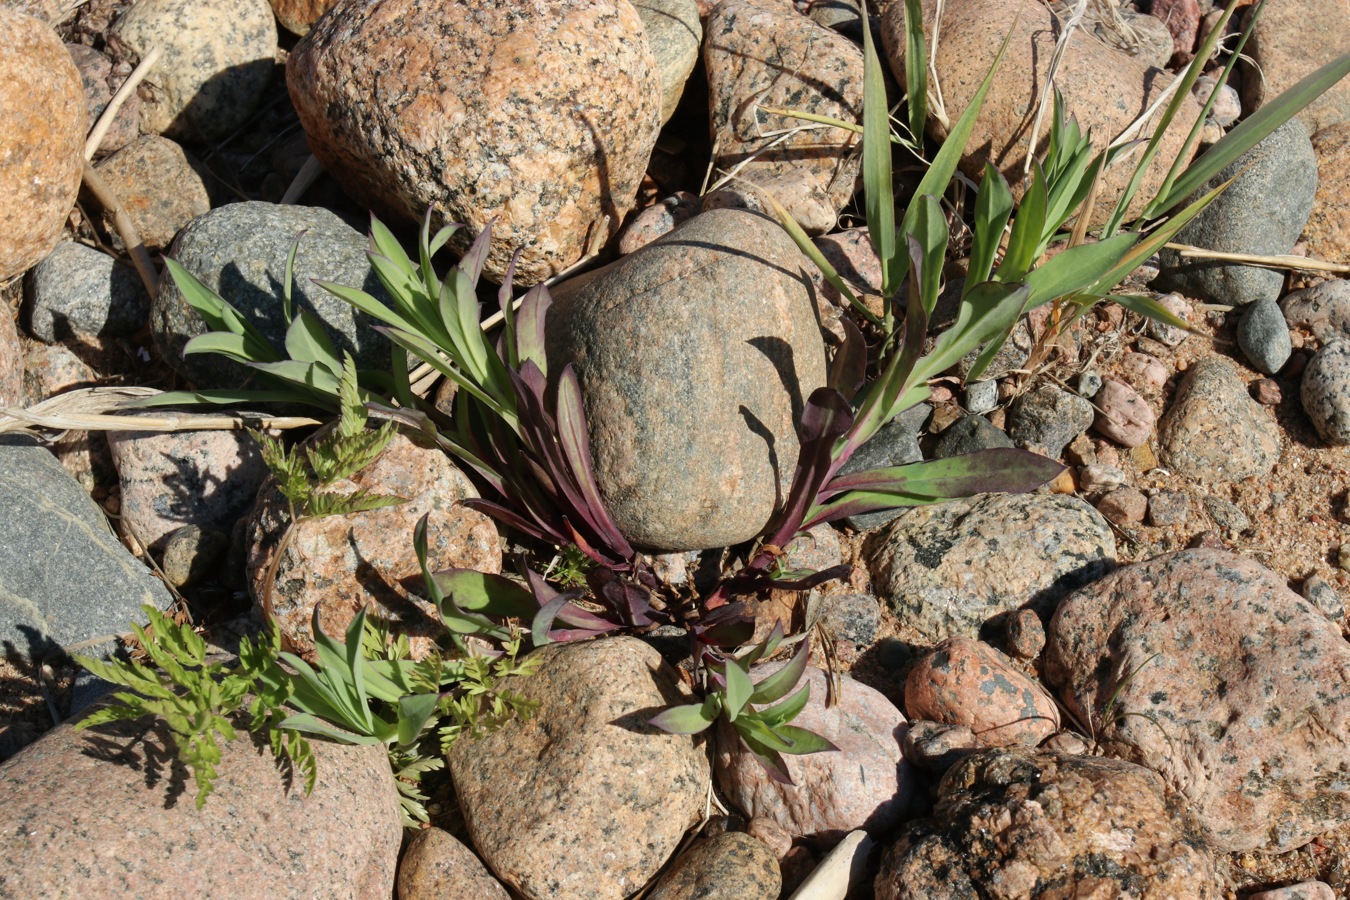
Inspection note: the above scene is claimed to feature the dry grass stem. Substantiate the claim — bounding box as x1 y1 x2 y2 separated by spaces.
1165 242 1350 273
0 387 321 435
84 45 161 160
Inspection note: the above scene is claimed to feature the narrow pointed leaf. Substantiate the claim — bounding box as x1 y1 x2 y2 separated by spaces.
723 662 754 723
968 163 1014 287
648 697 720 735
750 639 812 704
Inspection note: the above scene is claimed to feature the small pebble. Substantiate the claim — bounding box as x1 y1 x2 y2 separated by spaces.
746 816 792 859
1097 486 1148 525
1074 370 1102 398
1338 544 1350 573
1203 495 1251 534
965 379 998 414
1285 350 1309 379
900 720 978 774
1005 608 1046 660
1247 881 1338 900
160 525 230 588
1238 297 1293 375
1048 468 1076 494
1302 575 1346 621
1302 342 1350 445
1042 731 1090 754
1064 433 1096 466
1188 530 1226 550
1145 293 1192 347
1078 464 1127 493
1092 379 1155 447
1120 351 1169 392
1252 378 1283 406
1147 490 1191 527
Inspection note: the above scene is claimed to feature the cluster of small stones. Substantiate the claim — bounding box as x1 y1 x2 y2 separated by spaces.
1 0 1349 897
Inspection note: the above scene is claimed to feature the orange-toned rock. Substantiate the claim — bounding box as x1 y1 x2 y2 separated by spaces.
287 0 661 283
269 0 339 35
246 430 502 660
880 0 1203 224
0 7 85 281
1305 123 1350 266
93 135 211 252
1241 0 1350 136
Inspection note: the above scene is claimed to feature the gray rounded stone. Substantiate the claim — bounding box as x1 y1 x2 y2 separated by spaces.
964 379 998 414
1007 385 1094 457
1152 119 1318 305
24 241 150 341
633 0 701 124
933 413 1015 459
1158 357 1281 480
1237 297 1292 375
1302 341 1350 445
837 403 931 532
160 525 230 588
866 492 1116 644
819 592 882 647
546 209 827 551
1282 278 1350 344
152 202 394 390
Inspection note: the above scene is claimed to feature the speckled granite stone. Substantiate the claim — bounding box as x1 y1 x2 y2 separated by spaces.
905 637 1059 747
1008 384 1094 457
0 7 86 281
448 637 708 900
0 435 172 661
706 0 863 230
107 425 269 553
1241 0 1350 136
1282 279 1350 344
1045 549 1350 853
1157 357 1281 480
109 0 276 143
1238 297 1293 375
24 241 150 341
880 0 1202 224
1301 341 1350 445
875 750 1220 899
66 43 141 155
269 0 339 34
288 0 660 283
633 0 701 124
866 492 1116 643
1092 378 1155 447
1306 124 1350 265
0 298 22 407
0 708 401 897
397 827 511 900
247 430 501 661
545 208 827 551
94 135 211 252
646 832 781 900
715 664 916 844
152 202 394 390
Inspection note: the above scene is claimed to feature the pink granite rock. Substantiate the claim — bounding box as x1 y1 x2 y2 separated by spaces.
1157 357 1281 482
288 0 660 283
905 637 1059 747
1241 0 1350 136
1305 125 1350 267
716 664 917 845
1149 0 1200 61
706 0 863 231
246 430 501 661
0 706 401 897
1093 378 1156 447
67 43 141 156
1120 350 1170 393
0 303 22 407
646 832 781 900
397 827 510 900
1045 549 1350 852
0 8 86 281
617 191 699 256
107 424 270 552
94 135 211 252
1248 883 1338 900
448 637 708 900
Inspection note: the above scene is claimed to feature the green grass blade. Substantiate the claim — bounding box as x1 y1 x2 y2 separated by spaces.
968 162 1013 287
901 0 927 147
767 193 881 326
861 2 900 297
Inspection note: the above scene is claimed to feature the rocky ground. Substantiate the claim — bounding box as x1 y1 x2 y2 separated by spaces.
2 0 1350 897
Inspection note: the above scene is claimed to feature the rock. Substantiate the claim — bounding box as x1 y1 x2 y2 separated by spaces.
448 637 708 900
819 593 881 647
1153 119 1318 305
1248 882 1338 900
1074 370 1103 399
932 413 1014 458
109 0 275 143
1149 0 1200 61
1005 607 1045 660
0 295 24 407
1092 378 1155 447
1146 292 1193 347
23 242 150 341
1121 350 1170 392
0 8 86 282
1238 297 1293 375
1096 485 1148 525
880 0 1202 224
152 202 395 390
1045 548 1350 852
66 43 141 156
715 664 916 844
900 720 978 774
1307 123 1350 264
810 227 883 310
809 0 864 37
836 404 930 531
397 828 510 900
1302 574 1346 621
1078 463 1126 493
0 435 172 662
1241 0 1350 136
545 209 826 551
269 0 338 35
702 167 841 235
1148 489 1192 527
1201 494 1250 534
0 704 401 896
867 492 1115 643
905 637 1059 747
1007 385 1093 458
106 425 268 554
1282 278 1350 344
617 191 698 255
1253 377 1283 405
746 816 793 860
247 430 501 660
964 379 997 415
874 750 1220 899
1302 340 1350 445
288 0 659 284
1193 73 1242 128
1157 357 1281 480
646 832 781 900
93 135 212 253
160 524 230 588
633 0 701 125
706 1 862 230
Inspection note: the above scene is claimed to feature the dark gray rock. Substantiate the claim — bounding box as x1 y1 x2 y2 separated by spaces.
818 592 881 647
866 492 1115 644
1007 385 1095 457
0 435 171 662
1152 119 1318 305
933 413 1015 459
646 832 780 900
547 209 827 551
900 720 978 774
151 202 395 390
1302 341 1350 445
24 242 150 341
160 525 230 588
1303 574 1346 621
1202 495 1251 534
837 404 931 531
1158 357 1281 480
1237 297 1292 374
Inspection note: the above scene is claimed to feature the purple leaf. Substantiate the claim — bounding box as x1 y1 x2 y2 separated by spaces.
458 219 493 286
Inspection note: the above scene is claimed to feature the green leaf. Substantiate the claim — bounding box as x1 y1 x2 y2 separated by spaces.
722 661 754 723
431 569 538 620
396 692 441 747
315 281 419 335
968 163 1014 286
1112 293 1194 332
756 683 812 730
282 230 304 323
1022 232 1139 311
183 332 268 365
277 712 388 745
909 195 947 315
997 162 1048 282
648 697 720 735
284 311 342 375
750 639 811 705
767 194 880 326
901 0 927 145
861 1 899 297
765 724 839 756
